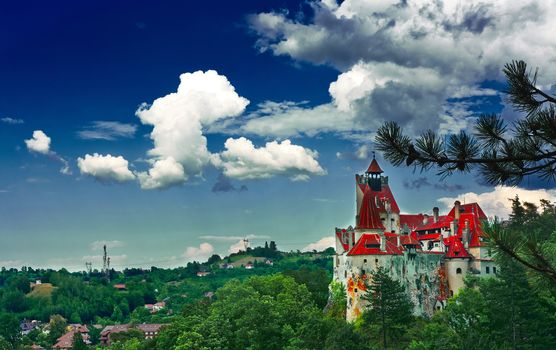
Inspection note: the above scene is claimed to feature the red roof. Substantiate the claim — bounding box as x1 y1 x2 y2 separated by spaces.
445 236 470 259
347 233 404 256
416 233 442 241
399 214 425 230
357 185 385 230
447 202 487 220
367 158 383 174
400 235 420 246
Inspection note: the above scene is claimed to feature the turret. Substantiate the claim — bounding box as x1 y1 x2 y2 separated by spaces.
365 155 383 192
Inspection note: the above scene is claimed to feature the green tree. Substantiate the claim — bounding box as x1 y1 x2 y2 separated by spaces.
47 314 67 345
109 328 144 344
0 313 21 346
375 60 556 186
72 332 88 350
480 257 556 349
361 267 413 349
0 336 11 350
324 281 347 320
484 202 556 283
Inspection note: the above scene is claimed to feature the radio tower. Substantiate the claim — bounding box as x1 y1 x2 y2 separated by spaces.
102 245 110 281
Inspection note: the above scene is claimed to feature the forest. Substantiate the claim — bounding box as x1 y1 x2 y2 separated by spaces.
0 200 555 349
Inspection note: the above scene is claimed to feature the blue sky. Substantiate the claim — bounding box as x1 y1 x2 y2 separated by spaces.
1 0 555 270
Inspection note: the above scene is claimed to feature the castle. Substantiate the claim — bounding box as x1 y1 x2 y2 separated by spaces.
333 157 497 321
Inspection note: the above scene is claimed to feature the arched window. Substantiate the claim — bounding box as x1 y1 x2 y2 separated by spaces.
344 270 347 278
456 268 462 274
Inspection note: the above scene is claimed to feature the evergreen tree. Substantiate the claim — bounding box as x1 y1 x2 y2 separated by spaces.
375 60 556 186
509 195 526 226
481 257 556 349
361 267 414 349
269 241 277 251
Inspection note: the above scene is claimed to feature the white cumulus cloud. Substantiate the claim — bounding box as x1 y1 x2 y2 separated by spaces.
438 186 556 219
137 157 186 190
213 137 326 181
135 70 249 189
183 242 215 262
77 153 135 182
25 130 51 154
303 236 335 252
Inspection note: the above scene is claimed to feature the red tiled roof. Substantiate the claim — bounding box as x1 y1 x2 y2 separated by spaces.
357 185 385 230
400 235 420 246
367 158 383 174
447 202 487 220
414 216 451 232
347 233 403 256
417 233 442 241
445 236 470 259
399 214 425 230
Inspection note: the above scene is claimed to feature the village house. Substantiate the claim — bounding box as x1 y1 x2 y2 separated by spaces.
144 301 166 313
52 324 90 349
100 324 165 345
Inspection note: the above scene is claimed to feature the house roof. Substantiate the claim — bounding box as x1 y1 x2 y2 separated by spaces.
53 331 90 349
447 202 487 220
347 233 404 256
445 236 471 259
357 186 385 230
399 214 425 230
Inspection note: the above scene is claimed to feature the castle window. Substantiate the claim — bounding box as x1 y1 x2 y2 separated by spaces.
362 269 365 275
456 268 462 274
486 266 490 274
364 259 367 263
493 266 497 274
354 288 358 293
450 290 454 297
344 271 347 278
375 258 379 264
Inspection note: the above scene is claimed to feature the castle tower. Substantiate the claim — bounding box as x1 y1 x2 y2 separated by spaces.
444 237 471 296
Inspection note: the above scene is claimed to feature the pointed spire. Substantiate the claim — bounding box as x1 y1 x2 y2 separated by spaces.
366 152 383 174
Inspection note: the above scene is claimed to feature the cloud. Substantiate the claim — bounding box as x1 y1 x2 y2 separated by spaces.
1 117 24 124
137 157 186 189
213 137 326 181
77 153 135 182
403 177 464 191
77 121 138 140
336 144 371 161
90 240 125 251
437 186 556 219
247 0 556 138
0 260 25 268
241 102 356 138
228 240 249 254
303 236 335 252
25 130 72 175
198 234 271 242
183 242 214 262
25 130 51 154
211 174 248 193
135 70 249 188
